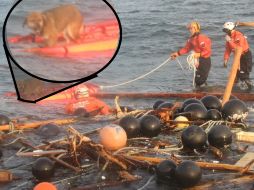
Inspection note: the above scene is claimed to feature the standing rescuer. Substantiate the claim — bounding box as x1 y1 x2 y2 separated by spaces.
170 21 212 88
223 22 253 90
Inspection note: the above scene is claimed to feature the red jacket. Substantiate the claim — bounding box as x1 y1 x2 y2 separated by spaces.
224 30 249 61
178 33 212 58
65 97 111 115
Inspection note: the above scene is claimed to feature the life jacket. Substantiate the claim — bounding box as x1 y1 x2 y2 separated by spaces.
224 30 249 61
65 97 111 115
178 33 212 58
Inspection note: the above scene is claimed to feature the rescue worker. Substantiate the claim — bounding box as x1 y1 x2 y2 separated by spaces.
65 85 111 116
222 22 253 90
170 21 212 88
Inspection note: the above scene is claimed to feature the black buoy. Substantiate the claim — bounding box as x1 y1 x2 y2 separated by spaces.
36 123 60 138
183 103 207 120
181 125 207 150
73 108 89 117
201 95 222 110
208 125 232 148
0 114 10 125
32 157 55 181
221 99 248 121
174 161 202 188
181 98 204 112
157 102 174 109
156 160 176 181
119 115 140 138
140 115 161 137
153 100 165 110
206 109 222 120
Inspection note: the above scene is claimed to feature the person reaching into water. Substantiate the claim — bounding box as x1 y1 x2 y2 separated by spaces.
65 85 111 116
170 21 212 88
222 22 253 90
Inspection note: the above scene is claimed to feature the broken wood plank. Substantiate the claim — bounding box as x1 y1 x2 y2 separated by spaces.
125 155 254 174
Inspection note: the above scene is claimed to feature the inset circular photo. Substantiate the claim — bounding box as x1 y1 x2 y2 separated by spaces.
4 0 121 82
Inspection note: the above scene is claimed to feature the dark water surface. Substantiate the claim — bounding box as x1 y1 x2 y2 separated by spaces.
1 0 254 189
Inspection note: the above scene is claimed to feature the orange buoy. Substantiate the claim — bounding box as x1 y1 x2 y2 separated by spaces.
99 124 127 151
33 182 57 190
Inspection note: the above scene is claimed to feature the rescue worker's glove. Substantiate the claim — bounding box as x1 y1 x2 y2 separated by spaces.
223 60 228 68
193 52 200 58
170 52 179 60
225 35 232 42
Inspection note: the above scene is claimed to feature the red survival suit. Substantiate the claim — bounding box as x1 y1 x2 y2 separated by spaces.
65 97 111 115
65 84 111 115
224 30 252 83
178 33 212 86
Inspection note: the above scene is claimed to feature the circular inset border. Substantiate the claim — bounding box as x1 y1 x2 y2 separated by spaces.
2 0 122 83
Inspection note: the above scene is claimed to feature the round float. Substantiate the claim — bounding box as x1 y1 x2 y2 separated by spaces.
174 116 189 129
119 115 140 138
201 95 222 110
221 99 248 121
206 109 222 120
181 98 204 112
156 159 176 181
157 102 174 109
34 182 57 190
99 124 127 151
183 103 207 120
208 125 232 148
181 125 207 150
32 157 55 181
36 123 60 137
140 115 161 137
174 160 202 188
153 100 165 110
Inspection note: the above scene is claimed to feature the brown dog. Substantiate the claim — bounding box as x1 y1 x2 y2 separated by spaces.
23 4 83 47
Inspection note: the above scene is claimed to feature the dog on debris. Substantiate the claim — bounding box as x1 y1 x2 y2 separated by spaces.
23 4 84 47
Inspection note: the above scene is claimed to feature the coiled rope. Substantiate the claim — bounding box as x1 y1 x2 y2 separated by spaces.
175 52 197 87
100 58 172 89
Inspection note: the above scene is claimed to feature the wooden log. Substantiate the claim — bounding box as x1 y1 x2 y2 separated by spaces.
0 118 77 131
16 149 67 157
125 155 254 174
95 91 254 101
0 170 13 183
236 131 254 143
17 138 81 173
223 47 242 105
50 156 82 173
189 174 254 190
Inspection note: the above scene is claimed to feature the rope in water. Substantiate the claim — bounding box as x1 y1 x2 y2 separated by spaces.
100 58 172 89
100 53 197 89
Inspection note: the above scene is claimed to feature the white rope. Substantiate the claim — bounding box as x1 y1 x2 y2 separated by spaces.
175 52 198 87
187 53 197 87
137 175 155 190
100 58 171 89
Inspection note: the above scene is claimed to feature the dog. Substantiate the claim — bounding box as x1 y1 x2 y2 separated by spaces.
23 4 83 47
